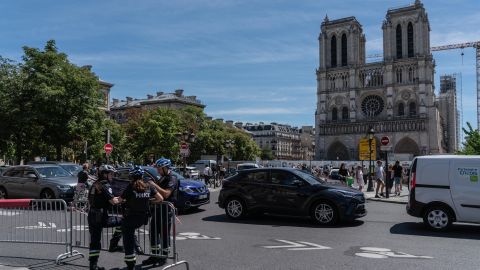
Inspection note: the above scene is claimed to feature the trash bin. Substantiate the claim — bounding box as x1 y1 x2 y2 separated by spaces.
346 176 354 187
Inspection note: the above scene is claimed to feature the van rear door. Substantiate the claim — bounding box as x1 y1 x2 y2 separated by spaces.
450 159 480 223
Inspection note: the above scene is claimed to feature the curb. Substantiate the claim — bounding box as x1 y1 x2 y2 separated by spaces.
366 197 407 205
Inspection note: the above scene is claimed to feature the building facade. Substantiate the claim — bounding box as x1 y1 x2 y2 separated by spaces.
438 75 460 153
110 89 205 123
299 126 315 160
243 123 302 160
315 1 452 161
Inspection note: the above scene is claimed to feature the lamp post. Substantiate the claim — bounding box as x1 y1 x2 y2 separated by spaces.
225 139 234 176
177 131 196 177
367 126 375 192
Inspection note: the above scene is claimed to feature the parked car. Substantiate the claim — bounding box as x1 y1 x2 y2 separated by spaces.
0 164 77 200
27 161 83 176
173 166 200 179
218 168 366 225
407 155 480 231
328 168 341 180
111 166 209 212
236 163 260 171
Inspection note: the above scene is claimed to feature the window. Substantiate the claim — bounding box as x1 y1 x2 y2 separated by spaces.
396 68 403 83
342 107 349 120
23 169 37 178
4 169 23 177
247 171 269 183
407 22 414 58
398 103 405 116
361 95 384 118
409 102 417 116
271 171 300 185
341 34 347 66
331 35 337 67
396 24 402 59
332 108 338 121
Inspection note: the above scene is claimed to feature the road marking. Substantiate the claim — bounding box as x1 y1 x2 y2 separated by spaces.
176 232 221 240
261 239 331 251
355 247 433 259
16 222 56 229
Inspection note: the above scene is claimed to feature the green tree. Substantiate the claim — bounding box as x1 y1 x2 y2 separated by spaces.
21 40 105 160
459 122 480 155
260 146 274 160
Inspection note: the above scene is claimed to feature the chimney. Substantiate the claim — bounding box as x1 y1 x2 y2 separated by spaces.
147 94 154 99
226 120 234 127
156 91 164 97
112 98 119 106
174 89 184 97
234 122 243 128
126 96 133 104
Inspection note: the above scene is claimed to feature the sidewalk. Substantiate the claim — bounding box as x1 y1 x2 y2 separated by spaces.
363 185 409 204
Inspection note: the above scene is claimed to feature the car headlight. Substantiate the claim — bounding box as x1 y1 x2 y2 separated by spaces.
179 186 195 193
57 185 72 191
334 190 357 198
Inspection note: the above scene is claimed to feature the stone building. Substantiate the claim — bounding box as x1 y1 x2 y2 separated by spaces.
299 126 315 160
243 123 301 160
110 89 205 123
438 75 460 153
315 1 453 161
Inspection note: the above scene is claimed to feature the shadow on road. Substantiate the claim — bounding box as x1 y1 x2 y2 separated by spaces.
178 207 206 216
202 213 364 229
390 222 480 240
0 255 87 270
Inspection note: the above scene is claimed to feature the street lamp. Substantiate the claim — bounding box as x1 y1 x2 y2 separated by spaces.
367 126 375 192
177 131 196 177
225 139 235 176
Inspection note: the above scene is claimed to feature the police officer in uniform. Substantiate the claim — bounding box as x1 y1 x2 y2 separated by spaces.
142 158 179 266
87 165 119 270
119 166 163 270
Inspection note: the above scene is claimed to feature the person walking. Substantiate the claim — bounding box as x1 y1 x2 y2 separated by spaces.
355 166 364 192
142 158 179 267
375 160 385 198
203 165 213 187
392 160 403 196
87 165 120 270
74 163 92 202
119 166 163 270
338 163 349 184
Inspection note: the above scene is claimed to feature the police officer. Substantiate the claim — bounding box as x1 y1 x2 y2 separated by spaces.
119 166 163 270
87 165 119 270
142 157 179 266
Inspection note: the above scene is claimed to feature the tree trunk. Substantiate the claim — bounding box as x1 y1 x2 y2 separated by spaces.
56 144 62 161
15 139 22 165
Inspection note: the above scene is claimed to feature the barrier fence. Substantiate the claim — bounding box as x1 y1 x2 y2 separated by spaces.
0 199 188 270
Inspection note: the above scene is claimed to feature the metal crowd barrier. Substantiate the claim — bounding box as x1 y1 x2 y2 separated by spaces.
70 200 188 270
0 199 83 264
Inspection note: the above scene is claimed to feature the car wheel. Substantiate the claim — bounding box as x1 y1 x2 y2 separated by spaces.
311 201 338 225
225 197 247 220
40 189 55 200
423 206 452 231
0 187 7 199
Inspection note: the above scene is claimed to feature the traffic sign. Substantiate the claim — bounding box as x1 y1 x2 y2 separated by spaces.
104 143 113 155
381 136 390 146
181 143 189 149
359 138 376 161
180 143 190 157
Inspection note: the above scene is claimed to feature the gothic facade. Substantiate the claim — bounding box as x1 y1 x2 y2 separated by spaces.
315 1 452 161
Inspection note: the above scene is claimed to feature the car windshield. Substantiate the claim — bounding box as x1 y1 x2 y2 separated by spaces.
60 165 82 175
293 170 326 185
36 166 71 178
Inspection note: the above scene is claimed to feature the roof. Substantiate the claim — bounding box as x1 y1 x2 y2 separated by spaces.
111 93 204 110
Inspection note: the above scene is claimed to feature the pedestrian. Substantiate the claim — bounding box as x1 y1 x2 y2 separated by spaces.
356 166 364 191
119 166 163 270
338 163 349 184
392 160 403 196
74 163 91 202
203 165 212 186
142 158 180 266
375 160 385 198
87 165 120 270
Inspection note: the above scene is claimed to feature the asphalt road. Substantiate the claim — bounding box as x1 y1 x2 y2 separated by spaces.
1 190 479 270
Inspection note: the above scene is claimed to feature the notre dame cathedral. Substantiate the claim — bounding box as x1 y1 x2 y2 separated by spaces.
315 0 459 161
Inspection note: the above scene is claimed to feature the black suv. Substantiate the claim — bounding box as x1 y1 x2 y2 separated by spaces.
218 168 366 225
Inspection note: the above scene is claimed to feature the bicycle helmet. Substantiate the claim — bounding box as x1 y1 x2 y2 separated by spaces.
155 157 171 168
99 164 116 174
129 166 145 178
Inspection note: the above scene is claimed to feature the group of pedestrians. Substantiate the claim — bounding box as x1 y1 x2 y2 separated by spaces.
85 158 179 270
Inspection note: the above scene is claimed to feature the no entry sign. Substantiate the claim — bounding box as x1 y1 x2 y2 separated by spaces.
104 143 113 155
381 136 390 146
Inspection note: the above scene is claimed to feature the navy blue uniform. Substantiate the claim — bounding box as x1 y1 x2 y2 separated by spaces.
121 183 157 266
87 180 114 265
150 174 178 256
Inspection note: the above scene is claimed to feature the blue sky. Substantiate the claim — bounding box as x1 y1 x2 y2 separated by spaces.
1 0 479 130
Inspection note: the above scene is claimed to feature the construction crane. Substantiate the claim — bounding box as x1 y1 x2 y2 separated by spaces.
367 41 480 129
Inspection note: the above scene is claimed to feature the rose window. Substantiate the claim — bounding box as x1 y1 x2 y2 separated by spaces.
361 95 384 118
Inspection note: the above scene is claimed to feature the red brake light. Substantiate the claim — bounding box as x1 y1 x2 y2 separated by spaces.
411 172 416 189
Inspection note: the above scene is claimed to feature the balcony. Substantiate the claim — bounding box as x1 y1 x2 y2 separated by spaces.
318 117 427 135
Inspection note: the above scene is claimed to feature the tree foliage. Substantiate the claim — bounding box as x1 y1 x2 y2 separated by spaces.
459 122 480 155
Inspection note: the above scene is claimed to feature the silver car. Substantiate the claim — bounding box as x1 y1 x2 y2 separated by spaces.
0 165 77 200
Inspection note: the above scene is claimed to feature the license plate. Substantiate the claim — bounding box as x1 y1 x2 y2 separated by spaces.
198 194 207 199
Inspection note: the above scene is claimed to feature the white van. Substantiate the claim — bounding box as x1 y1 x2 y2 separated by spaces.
407 155 480 231
190 160 217 175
